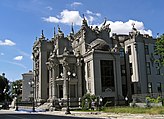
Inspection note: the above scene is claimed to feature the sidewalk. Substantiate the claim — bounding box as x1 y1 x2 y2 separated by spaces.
38 110 164 119
40 111 109 118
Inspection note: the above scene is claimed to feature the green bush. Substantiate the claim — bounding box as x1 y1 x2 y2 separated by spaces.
146 96 162 103
81 93 96 110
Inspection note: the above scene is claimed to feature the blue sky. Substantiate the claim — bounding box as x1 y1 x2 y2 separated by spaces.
0 0 164 81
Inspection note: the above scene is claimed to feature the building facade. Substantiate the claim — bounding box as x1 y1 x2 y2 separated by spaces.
32 18 164 107
22 70 34 102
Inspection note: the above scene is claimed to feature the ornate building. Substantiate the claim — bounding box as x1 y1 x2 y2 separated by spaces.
22 70 34 101
32 17 164 108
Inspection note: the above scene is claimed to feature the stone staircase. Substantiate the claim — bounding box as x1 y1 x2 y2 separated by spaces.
36 102 52 111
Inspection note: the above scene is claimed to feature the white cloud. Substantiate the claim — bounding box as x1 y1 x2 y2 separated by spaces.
43 9 152 36
43 16 59 23
102 20 152 36
86 10 101 17
1 53 4 56
88 16 95 24
0 39 16 46
71 2 82 7
43 9 83 25
43 9 102 26
13 56 23 61
85 10 101 24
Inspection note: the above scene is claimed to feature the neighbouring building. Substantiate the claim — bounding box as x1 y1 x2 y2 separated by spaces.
32 17 164 108
22 70 34 102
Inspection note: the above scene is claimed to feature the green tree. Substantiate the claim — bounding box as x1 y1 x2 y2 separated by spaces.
0 73 10 102
155 34 164 67
81 93 96 110
12 80 22 102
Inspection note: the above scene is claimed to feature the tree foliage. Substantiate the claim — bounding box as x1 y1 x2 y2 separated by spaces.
155 34 164 67
81 93 96 110
0 75 9 102
12 80 22 102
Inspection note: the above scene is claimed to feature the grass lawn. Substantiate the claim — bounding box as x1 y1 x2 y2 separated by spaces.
103 106 164 114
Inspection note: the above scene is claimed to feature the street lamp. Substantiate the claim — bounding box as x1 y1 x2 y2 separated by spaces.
65 71 76 114
13 85 18 111
28 80 35 112
99 96 103 111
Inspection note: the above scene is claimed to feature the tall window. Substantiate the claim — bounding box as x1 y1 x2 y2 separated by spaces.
50 68 53 79
146 62 151 75
69 63 76 77
129 63 133 75
59 64 63 78
59 85 63 98
47 70 49 83
127 46 131 55
145 45 149 55
87 61 91 78
100 60 114 92
119 48 125 57
155 62 160 75
154 45 157 53
148 82 152 93
157 82 162 93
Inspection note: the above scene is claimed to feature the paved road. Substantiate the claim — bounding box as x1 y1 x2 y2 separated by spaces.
1 109 164 119
0 113 99 119
0 110 106 119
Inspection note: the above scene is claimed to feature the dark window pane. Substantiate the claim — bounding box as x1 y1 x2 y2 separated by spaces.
100 60 115 92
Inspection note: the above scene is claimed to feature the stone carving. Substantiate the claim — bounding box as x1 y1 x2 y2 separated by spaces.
62 57 68 68
129 23 140 38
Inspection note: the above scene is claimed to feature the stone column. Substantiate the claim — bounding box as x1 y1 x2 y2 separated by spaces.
63 64 67 99
62 57 69 99
49 68 52 100
52 67 57 100
77 59 82 98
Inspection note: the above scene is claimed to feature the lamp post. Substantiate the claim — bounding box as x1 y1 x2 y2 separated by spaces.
99 96 103 111
28 80 35 112
65 71 76 114
13 85 18 111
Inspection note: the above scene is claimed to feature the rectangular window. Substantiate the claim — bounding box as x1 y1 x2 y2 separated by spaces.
129 63 133 75
87 61 91 78
155 62 160 75
100 60 114 92
146 62 151 75
59 85 63 98
119 48 125 57
157 82 162 93
148 82 152 93
59 64 63 78
154 45 157 53
145 45 149 55
127 46 131 55
47 70 49 83
50 69 53 78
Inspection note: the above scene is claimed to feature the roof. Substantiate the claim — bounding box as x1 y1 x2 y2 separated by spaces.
90 38 110 51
